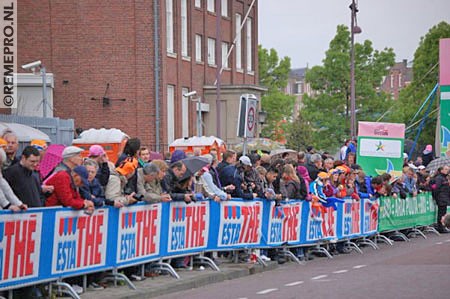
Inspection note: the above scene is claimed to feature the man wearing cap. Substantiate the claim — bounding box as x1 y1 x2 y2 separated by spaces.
88 144 111 187
416 165 431 192
44 146 94 211
137 162 171 203
4 146 44 207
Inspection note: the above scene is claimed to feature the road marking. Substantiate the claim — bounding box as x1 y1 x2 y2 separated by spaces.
256 288 278 295
436 242 443 245
311 275 328 280
237 298 248 299
333 269 348 274
284 281 304 287
443 239 450 243
353 265 366 269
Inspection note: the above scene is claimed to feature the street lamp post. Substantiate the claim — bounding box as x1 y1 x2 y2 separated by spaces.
350 0 361 139
258 110 267 137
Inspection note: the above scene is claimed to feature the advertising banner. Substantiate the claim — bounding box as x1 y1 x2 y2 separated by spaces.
116 204 161 266
266 201 303 246
338 198 361 238
378 193 436 232
361 198 379 235
305 203 337 242
357 122 405 177
217 200 263 248
166 201 209 255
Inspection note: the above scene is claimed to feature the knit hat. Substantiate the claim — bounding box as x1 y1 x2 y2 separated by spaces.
317 172 329 179
62 146 84 159
170 150 187 164
89 144 106 157
30 139 48 151
116 158 138 177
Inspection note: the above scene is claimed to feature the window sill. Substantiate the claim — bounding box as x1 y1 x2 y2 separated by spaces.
236 68 244 73
167 52 177 59
195 61 204 65
182 56 191 62
208 64 217 68
247 70 254 76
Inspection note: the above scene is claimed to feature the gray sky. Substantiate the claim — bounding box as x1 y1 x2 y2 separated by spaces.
258 0 450 68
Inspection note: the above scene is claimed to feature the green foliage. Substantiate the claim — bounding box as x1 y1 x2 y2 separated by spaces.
389 22 450 148
297 25 395 152
286 110 313 151
258 45 296 139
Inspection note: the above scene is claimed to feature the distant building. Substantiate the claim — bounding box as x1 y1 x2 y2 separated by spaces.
284 67 313 118
16 0 262 150
380 59 413 99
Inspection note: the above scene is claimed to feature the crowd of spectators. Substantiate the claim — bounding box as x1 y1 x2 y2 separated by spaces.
1 132 450 297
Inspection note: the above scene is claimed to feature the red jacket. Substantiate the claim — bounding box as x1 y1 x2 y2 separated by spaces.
45 170 84 209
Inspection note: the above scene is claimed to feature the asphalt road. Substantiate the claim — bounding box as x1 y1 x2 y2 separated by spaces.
158 233 450 299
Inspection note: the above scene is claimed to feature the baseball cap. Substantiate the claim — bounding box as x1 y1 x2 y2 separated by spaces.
72 165 89 187
30 139 48 151
89 144 106 157
418 165 426 170
239 155 252 166
62 146 84 159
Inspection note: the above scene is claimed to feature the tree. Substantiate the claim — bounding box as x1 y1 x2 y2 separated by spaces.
389 22 450 151
297 25 395 152
258 45 296 139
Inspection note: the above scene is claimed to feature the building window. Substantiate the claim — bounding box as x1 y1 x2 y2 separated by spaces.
182 88 190 137
167 85 175 144
166 0 174 53
222 42 229 68
207 0 215 13
195 0 201 8
235 13 242 70
208 38 216 66
221 0 228 17
181 0 188 57
399 73 402 87
246 17 253 72
195 34 203 62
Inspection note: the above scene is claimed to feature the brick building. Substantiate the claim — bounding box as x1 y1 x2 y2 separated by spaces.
284 67 313 118
380 59 413 100
17 0 263 150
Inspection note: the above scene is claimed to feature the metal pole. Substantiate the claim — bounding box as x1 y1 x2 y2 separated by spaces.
350 0 356 139
41 66 47 118
154 0 160 152
197 98 202 136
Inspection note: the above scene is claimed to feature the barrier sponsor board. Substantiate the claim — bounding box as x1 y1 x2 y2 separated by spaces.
305 203 337 242
217 200 262 248
266 201 302 245
362 199 379 235
340 199 361 238
116 204 161 265
52 209 108 275
0 212 42 285
167 201 209 254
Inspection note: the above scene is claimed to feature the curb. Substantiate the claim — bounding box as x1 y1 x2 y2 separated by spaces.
81 262 279 299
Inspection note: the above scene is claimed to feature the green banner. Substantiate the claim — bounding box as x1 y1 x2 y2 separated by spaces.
439 85 450 157
378 192 437 232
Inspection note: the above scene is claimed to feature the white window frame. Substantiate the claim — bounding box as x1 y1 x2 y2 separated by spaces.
235 13 242 70
166 0 174 54
182 88 190 137
222 42 229 68
246 17 253 72
181 0 188 57
390 74 394 89
207 37 216 66
195 34 203 62
195 0 201 8
207 0 215 13
167 85 175 144
221 0 228 17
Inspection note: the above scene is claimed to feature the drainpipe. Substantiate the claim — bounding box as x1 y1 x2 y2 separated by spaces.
154 0 160 152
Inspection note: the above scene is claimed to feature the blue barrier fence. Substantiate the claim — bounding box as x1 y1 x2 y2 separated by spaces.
0 197 379 291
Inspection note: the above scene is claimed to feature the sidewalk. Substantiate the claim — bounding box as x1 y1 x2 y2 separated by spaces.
79 259 279 299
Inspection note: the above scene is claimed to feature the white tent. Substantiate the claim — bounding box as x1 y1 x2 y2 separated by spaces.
72 128 129 144
0 122 51 142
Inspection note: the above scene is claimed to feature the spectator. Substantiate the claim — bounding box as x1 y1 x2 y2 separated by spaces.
421 144 434 167
2 131 19 170
249 153 261 167
170 149 186 164
196 155 231 202
137 162 171 203
403 167 418 196
355 168 374 198
323 158 335 172
416 165 431 192
340 139 350 161
0 137 7 150
220 156 256 200
81 158 107 207
432 166 450 233
260 154 271 170
280 164 307 200
138 146 151 165
261 167 282 200
88 145 111 187
345 152 356 168
0 148 27 212
46 165 92 210
116 138 141 166
306 153 323 181
105 158 140 206
391 176 408 199
162 160 193 203
4 146 44 207
217 150 236 174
